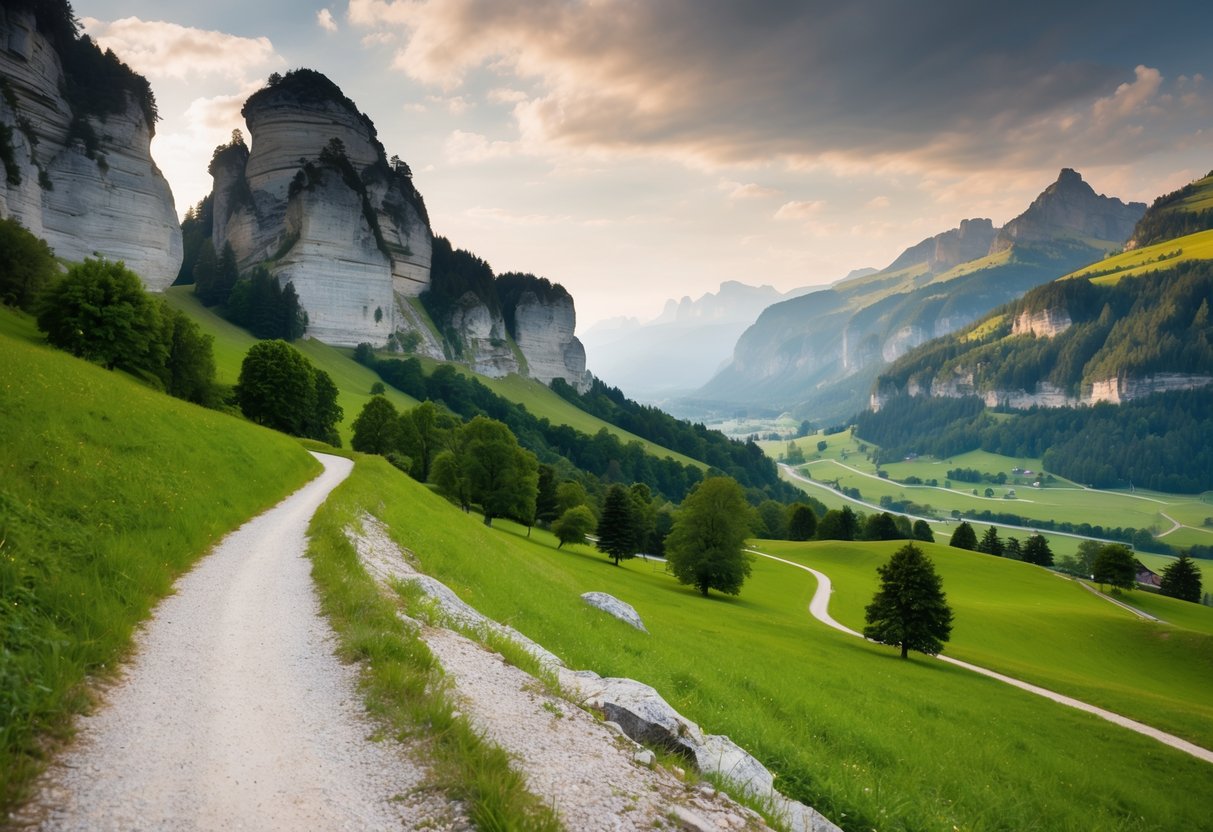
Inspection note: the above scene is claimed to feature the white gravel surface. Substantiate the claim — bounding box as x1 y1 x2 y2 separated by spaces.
350 513 772 832
18 453 460 831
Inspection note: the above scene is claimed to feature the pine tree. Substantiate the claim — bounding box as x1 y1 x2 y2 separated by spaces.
1021 534 1054 567
949 521 977 550
863 543 953 659
1159 554 1202 603
596 484 637 565
977 526 1004 556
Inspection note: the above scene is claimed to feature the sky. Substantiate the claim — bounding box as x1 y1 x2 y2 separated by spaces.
78 0 1212 329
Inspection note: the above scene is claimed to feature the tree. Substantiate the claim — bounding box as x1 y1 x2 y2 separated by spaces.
629 483 658 553
665 477 754 597
1004 536 1022 560
949 521 977 550
1160 554 1203 603
912 520 935 543
863 543 953 659
977 526 1004 556
234 339 339 442
817 506 858 541
535 465 560 526
596 484 637 565
157 303 217 405
1092 544 1137 592
193 241 219 305
405 400 448 482
863 512 902 541
0 216 56 310
1021 534 1054 567
755 499 788 540
37 258 163 373
351 395 401 455
553 506 596 549
556 481 590 516
787 504 818 541
460 416 538 526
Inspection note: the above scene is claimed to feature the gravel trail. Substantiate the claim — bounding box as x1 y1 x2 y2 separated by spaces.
18 453 456 831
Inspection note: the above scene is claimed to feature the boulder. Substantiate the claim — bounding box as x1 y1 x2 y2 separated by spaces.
581 592 648 632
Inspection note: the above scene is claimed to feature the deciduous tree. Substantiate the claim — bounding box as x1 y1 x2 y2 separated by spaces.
912 520 935 543
665 477 754 597
553 506 596 549
787 504 818 541
863 543 953 659
0 216 56 310
1092 543 1137 592
351 395 401 455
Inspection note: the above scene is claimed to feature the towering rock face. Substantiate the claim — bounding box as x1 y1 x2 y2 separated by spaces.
511 290 587 386
991 169 1145 253
884 218 997 273
0 7 181 288
210 70 432 347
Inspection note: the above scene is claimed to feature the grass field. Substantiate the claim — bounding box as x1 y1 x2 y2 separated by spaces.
757 540 1213 748
1063 227 1213 284
329 455 1213 831
0 307 319 815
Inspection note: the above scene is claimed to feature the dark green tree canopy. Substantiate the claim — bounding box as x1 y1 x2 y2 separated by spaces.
664 477 754 597
863 512 902 541
1092 544 1138 591
596 484 637 565
977 525 1004 556
912 519 935 543
0 217 57 310
351 395 401 455
1021 534 1054 566
1159 554 1203 603
949 521 977 550
864 543 953 659
234 340 341 444
817 506 858 541
787 504 818 541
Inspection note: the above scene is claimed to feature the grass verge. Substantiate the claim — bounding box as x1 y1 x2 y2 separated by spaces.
304 460 562 831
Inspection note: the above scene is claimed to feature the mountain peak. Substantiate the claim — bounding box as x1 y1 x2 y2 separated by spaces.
990 169 1145 254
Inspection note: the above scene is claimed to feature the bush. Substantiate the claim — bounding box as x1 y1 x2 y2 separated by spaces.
0 217 57 309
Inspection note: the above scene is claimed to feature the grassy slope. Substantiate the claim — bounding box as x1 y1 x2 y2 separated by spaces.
332 455 1213 832
0 306 319 814
758 539 1213 747
1063 227 1213 284
166 287 701 466
162 287 419 444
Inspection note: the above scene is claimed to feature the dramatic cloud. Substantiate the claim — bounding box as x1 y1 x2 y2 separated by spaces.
82 17 282 81
345 0 1210 176
317 9 339 33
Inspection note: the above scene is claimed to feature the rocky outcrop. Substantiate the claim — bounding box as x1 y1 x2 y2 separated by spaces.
884 218 996 273
512 290 587 386
872 373 1213 412
581 592 647 632
446 292 520 377
210 70 431 347
990 169 1145 253
0 7 181 288
1012 307 1072 338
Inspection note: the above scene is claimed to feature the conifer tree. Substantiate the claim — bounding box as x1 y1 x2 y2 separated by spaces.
596 484 636 565
864 543 953 659
977 526 1004 556
949 521 977 550
1159 554 1202 603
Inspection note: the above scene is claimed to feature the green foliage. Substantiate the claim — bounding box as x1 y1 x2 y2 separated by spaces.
863 543 953 658
0 321 315 815
1021 534 1054 567
1130 171 1213 247
596 484 637 565
816 506 857 541
976 525 1003 556
862 511 903 541
1093 543 1138 591
226 267 308 341
234 340 342 444
461 416 539 526
37 258 163 372
912 519 934 542
552 505 596 549
420 236 500 324
665 477 754 596
351 396 401 455
1160 554 1204 603
949 521 977 550
175 196 214 286
787 503 818 541
157 303 218 406
0 217 56 309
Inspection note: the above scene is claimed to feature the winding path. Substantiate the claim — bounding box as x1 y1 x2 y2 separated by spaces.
746 547 1213 765
20 453 450 831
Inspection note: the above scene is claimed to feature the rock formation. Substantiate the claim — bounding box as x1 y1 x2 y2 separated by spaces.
990 169 1145 253
204 69 587 389
0 6 181 288
580 592 648 632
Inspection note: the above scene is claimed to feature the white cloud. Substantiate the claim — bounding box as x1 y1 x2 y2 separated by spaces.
720 180 780 200
488 88 528 104
443 130 518 164
774 200 826 221
81 17 282 82
317 8 339 33
865 195 892 210
361 31 397 47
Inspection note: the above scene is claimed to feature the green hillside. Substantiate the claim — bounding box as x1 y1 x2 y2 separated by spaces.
0 305 318 814
314 454 1213 831
1123 170 1213 249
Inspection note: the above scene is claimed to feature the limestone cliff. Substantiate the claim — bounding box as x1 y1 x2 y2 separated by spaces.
499 274 587 386
0 5 181 288
990 169 1144 253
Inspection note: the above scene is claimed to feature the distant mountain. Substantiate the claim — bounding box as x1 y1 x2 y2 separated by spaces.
581 279 832 400
688 169 1146 422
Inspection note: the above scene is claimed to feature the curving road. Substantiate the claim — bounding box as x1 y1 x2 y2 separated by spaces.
746 547 1213 765
20 453 448 831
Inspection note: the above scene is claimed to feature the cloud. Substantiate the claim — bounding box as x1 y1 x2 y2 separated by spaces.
488 88 528 104
344 0 1211 176
444 130 518 164
721 180 780 200
774 200 826 221
317 9 339 33
866 196 892 210
361 31 396 47
81 17 283 81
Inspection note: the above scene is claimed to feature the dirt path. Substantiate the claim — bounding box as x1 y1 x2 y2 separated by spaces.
18 453 457 831
747 547 1213 766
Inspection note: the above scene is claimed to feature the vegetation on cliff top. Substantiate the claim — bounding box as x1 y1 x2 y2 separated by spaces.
1129 170 1213 248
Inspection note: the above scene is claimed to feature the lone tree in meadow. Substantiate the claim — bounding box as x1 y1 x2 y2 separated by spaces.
553 505 596 549
1159 554 1203 603
1092 543 1137 592
864 543 953 659
664 476 754 597
596 484 637 565
949 521 977 550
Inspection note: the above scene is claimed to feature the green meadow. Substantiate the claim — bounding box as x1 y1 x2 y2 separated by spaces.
1064 227 1213 284
324 455 1213 831
0 306 318 814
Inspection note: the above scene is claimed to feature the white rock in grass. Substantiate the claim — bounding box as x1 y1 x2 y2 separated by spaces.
581 592 648 632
